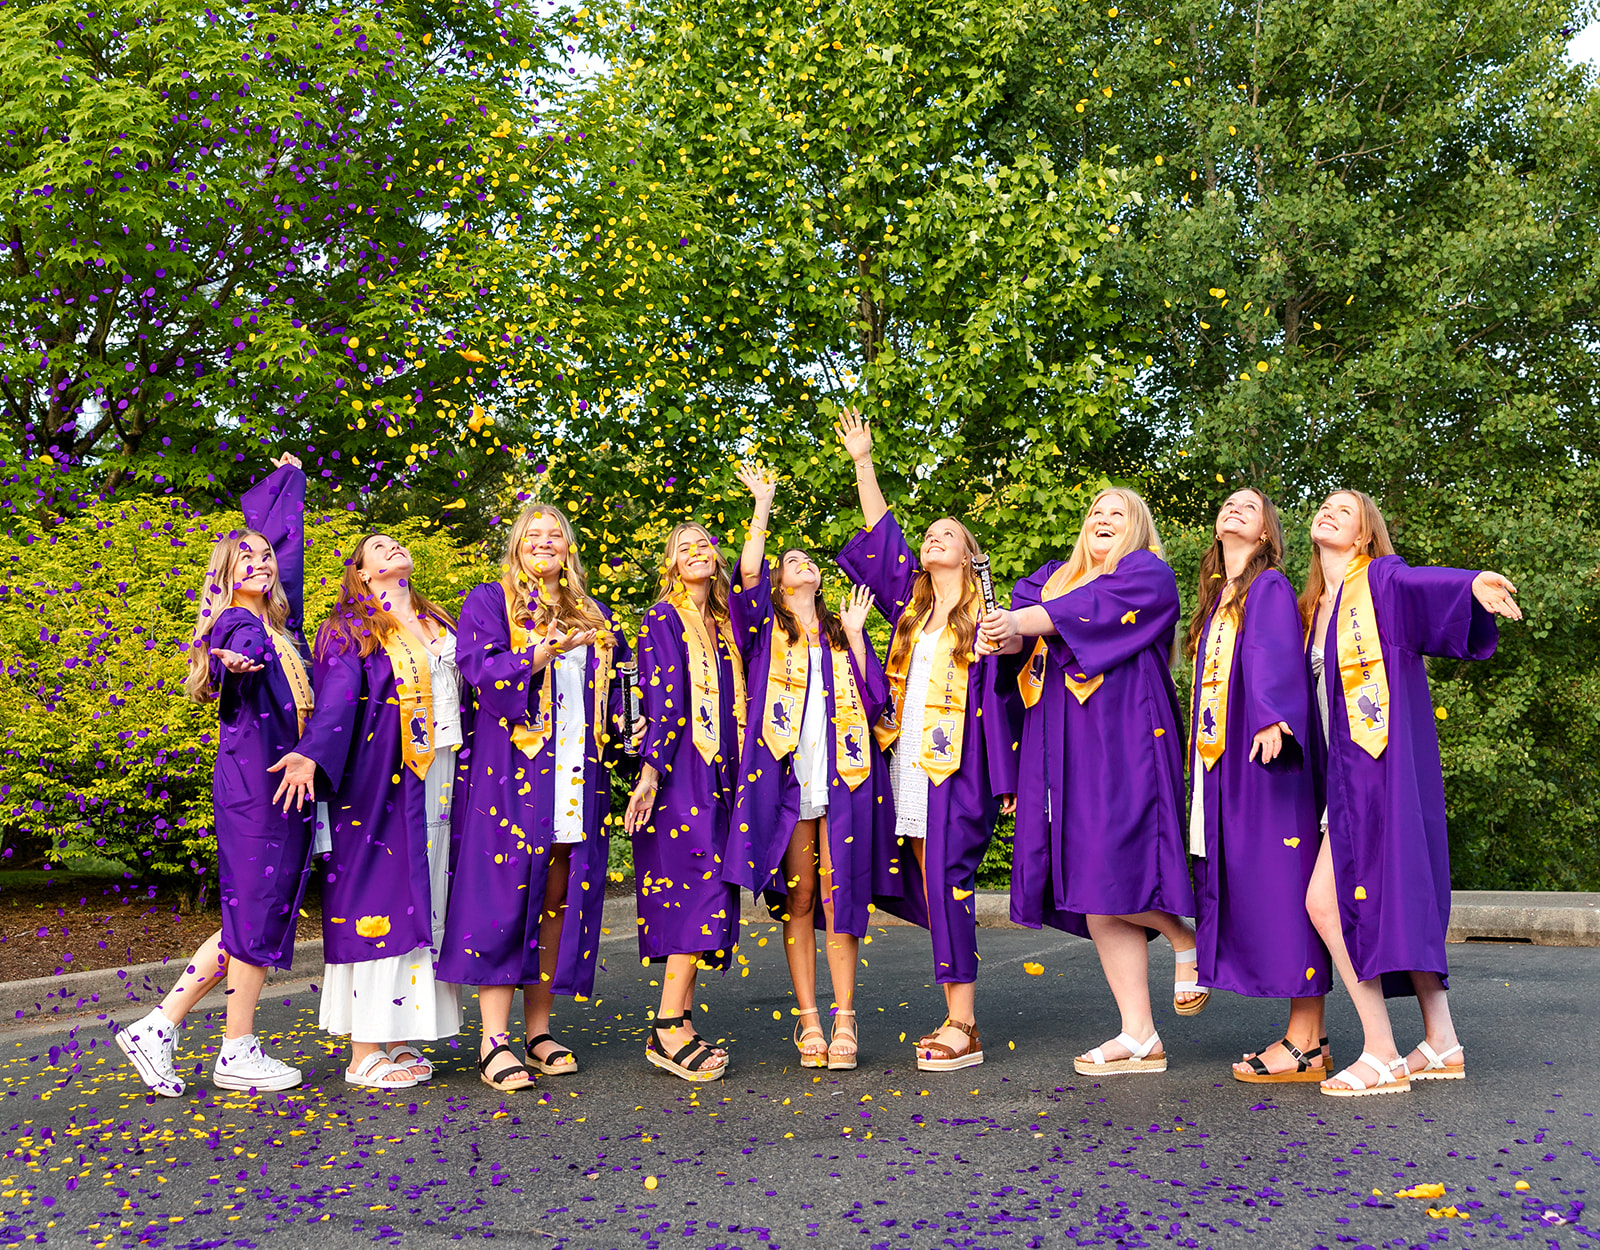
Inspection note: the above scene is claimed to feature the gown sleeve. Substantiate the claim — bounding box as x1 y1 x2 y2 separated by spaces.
638 604 689 776
998 559 1058 681
208 609 271 701
980 654 1020 797
1369 556 1498 660
1041 550 1181 678
241 463 307 644
835 511 918 631
729 559 775 661
456 583 539 726
598 601 635 768
1239 571 1308 771
296 632 364 796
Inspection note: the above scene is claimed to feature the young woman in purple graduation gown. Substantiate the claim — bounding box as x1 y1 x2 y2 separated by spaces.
436 503 630 1090
725 464 888 1071
621 522 747 1082
117 453 313 1096
984 488 1196 1077
1301 491 1520 1097
273 536 465 1091
1182 490 1332 1083
833 409 1017 1074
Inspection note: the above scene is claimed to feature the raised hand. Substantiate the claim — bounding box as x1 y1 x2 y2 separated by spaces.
736 462 778 510
1471 571 1522 620
268 751 317 813
271 452 303 470
839 584 875 635
211 647 264 674
834 406 873 463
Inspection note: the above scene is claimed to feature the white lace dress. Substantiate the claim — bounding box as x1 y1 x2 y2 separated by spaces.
887 627 943 840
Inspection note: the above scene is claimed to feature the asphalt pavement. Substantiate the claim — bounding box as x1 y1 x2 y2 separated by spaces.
0 921 1593 1249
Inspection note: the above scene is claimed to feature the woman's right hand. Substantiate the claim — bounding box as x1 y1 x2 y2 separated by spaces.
624 767 660 836
736 462 778 510
839 584 874 636
834 406 872 463
976 609 1019 655
211 647 263 674
271 452 303 470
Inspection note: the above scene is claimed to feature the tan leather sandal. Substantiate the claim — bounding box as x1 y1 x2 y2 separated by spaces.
916 1019 983 1072
827 1009 857 1071
793 1008 827 1069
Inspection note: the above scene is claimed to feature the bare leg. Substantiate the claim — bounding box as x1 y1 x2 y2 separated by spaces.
223 958 268 1041
655 953 726 1072
1119 909 1204 1008
159 929 230 1027
477 984 531 1088
1234 995 1329 1076
817 819 860 1063
780 820 826 1061
1403 971 1464 1075
525 846 572 1065
1081 914 1161 1061
1305 833 1402 1089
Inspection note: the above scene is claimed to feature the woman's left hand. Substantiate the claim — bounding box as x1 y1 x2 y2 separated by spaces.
271 452 303 471
267 751 317 813
1248 721 1292 765
998 793 1017 817
976 608 1017 655
1471 571 1522 620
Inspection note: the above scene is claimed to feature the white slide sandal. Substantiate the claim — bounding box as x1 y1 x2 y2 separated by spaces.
345 1051 418 1090
1410 1040 1466 1081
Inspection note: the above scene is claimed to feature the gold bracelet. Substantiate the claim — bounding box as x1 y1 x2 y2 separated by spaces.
745 525 769 538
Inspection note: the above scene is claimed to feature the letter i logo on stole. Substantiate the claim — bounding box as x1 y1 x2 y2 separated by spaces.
930 719 957 762
409 707 431 753
1357 683 1385 731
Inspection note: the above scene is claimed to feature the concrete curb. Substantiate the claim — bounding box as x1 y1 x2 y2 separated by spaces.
4 890 1595 1029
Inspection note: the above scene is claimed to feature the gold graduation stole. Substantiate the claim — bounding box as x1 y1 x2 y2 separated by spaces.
1193 593 1243 771
271 634 314 737
673 600 747 764
1017 565 1104 708
762 623 814 760
875 603 972 786
1331 555 1390 760
831 649 871 791
383 628 436 780
505 584 619 759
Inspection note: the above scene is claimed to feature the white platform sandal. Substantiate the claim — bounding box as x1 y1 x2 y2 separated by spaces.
1321 1051 1410 1098
345 1051 417 1090
1410 1040 1466 1081
1173 947 1209 1016
1075 1031 1167 1076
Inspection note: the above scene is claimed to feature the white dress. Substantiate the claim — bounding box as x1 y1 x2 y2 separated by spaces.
1310 641 1330 830
551 644 590 844
319 634 464 1043
888 626 944 841
794 645 830 821
1187 613 1219 857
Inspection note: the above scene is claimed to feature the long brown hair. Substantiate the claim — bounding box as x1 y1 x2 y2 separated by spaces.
184 529 292 701
885 518 983 671
500 503 609 633
1297 489 1396 630
655 521 732 621
769 550 848 650
314 534 458 659
1184 489 1285 660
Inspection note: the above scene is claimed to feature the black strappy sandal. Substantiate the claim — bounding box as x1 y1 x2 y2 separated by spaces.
479 1042 533 1092
525 1033 578 1076
1234 1035 1331 1084
646 1015 728 1083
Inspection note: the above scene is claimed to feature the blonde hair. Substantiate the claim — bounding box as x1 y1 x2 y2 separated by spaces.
501 503 608 633
885 518 984 672
1057 488 1165 591
655 521 731 621
183 529 292 701
1298 489 1396 628
314 534 457 660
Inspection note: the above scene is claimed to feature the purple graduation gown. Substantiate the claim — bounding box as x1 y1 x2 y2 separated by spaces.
296 624 463 966
632 600 744 969
435 584 628 995
835 513 1018 986
1188 569 1329 999
208 464 315 970
1006 549 1193 936
1308 556 1496 993
724 562 892 937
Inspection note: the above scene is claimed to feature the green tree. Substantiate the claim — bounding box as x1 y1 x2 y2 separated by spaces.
991 0 1600 885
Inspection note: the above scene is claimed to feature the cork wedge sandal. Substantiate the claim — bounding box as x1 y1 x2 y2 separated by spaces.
1233 1036 1330 1084
1075 1031 1167 1076
916 1019 983 1072
793 1008 827 1069
1409 1041 1465 1081
1173 948 1210 1016
827 1010 858 1072
647 1016 728 1083
1320 1052 1411 1098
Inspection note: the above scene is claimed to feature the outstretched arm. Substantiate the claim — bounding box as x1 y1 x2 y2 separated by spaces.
835 406 888 530
735 462 777 589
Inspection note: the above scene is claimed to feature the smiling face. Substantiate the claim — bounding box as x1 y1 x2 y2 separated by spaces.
1085 492 1131 565
670 525 718 587
1215 489 1266 546
919 518 970 573
232 533 278 600
1311 492 1365 553
359 534 414 587
519 510 570 581
778 549 820 597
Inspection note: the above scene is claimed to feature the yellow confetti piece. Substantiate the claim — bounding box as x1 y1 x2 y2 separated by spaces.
1023 962 1045 975
644 1176 658 1190
1283 837 1300 848
1354 886 1367 900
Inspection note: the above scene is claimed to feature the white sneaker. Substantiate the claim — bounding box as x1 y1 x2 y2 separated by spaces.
117 1009 184 1097
212 1035 302 1092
